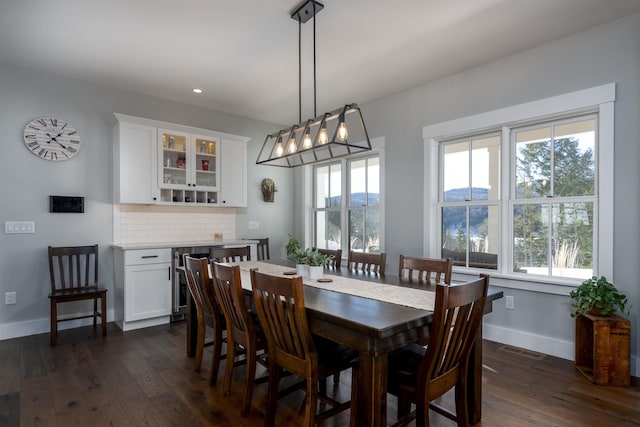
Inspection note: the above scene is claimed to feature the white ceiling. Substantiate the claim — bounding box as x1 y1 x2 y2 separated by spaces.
2 0 640 125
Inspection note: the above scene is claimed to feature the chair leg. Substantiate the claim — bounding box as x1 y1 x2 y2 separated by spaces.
93 297 98 328
264 365 282 427
454 381 470 427
101 294 107 337
50 299 57 346
210 326 224 385
241 343 257 416
194 315 205 372
304 374 319 427
397 394 412 420
222 339 236 396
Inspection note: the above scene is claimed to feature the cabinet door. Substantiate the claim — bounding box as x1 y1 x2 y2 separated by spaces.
220 139 247 207
192 134 220 191
124 263 171 321
115 121 158 203
158 128 190 189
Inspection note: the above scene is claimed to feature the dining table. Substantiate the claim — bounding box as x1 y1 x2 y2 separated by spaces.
183 260 503 427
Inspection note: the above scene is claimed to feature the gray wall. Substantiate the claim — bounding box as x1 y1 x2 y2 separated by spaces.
353 12 639 369
0 64 294 335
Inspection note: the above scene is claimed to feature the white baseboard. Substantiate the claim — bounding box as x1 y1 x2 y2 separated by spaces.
0 308 115 341
484 323 639 378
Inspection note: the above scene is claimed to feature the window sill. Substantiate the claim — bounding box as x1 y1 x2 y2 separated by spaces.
451 268 579 296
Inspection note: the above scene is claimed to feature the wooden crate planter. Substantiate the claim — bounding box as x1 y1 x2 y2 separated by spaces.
575 313 630 386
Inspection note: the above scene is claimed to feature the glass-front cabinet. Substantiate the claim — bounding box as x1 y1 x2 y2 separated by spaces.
113 113 248 207
158 129 220 205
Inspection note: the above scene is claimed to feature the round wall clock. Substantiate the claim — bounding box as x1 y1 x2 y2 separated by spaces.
23 116 81 161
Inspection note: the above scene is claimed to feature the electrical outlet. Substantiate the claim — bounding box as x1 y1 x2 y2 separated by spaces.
5 292 16 305
248 221 259 230
505 295 514 310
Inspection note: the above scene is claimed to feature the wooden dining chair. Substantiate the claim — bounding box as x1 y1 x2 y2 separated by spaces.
256 238 270 261
48 244 107 346
387 274 489 427
211 262 268 416
250 270 359 427
183 255 227 385
347 250 386 275
398 255 452 284
210 245 251 263
314 248 342 269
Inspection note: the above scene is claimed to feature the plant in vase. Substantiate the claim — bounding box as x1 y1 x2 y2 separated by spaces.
286 234 301 257
304 248 329 280
287 246 308 277
569 275 629 318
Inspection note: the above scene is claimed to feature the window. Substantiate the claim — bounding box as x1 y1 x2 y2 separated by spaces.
425 83 614 286
511 117 596 279
313 154 381 254
439 116 596 280
440 134 501 270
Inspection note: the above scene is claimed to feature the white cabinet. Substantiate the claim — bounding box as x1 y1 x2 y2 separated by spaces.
113 113 249 207
113 118 159 204
157 128 221 205
220 138 247 207
113 248 172 331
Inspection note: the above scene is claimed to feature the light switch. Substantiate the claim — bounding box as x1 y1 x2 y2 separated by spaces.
4 221 35 234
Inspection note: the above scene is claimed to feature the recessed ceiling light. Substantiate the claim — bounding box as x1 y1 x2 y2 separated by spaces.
192 88 203 94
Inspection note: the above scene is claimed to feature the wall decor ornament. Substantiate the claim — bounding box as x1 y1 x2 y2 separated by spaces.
261 178 277 202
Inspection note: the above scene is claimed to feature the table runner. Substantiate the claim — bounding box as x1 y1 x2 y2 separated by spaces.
229 261 435 312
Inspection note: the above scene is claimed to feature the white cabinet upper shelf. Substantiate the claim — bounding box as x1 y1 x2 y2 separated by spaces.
113 113 249 207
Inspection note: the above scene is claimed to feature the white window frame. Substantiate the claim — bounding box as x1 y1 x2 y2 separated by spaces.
424 84 614 294
304 137 386 256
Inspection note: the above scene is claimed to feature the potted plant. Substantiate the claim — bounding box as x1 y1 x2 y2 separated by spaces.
286 234 300 256
304 248 329 280
286 241 308 276
569 276 629 318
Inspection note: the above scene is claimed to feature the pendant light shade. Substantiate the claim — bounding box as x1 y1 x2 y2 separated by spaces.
256 1 371 168
256 103 371 167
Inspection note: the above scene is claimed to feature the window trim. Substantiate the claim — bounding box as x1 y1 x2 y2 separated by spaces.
423 84 614 293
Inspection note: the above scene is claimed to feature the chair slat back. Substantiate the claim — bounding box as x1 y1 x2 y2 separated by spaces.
250 270 316 375
398 255 452 284
212 262 253 341
347 251 386 275
418 274 489 399
256 238 270 261
210 246 251 263
184 255 219 321
48 245 98 292
314 248 342 269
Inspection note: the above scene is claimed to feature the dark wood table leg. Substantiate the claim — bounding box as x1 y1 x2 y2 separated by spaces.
186 291 197 357
355 351 387 427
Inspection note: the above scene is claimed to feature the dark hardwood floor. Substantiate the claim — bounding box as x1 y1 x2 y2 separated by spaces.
0 322 638 426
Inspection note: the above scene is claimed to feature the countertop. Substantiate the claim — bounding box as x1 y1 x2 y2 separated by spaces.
111 239 258 250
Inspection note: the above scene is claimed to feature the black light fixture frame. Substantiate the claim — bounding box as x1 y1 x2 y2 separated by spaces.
256 0 371 168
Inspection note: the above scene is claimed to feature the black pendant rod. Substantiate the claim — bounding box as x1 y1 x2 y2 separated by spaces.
313 2 317 117
298 19 302 123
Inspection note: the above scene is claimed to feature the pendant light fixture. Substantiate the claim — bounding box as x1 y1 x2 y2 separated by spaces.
256 0 371 167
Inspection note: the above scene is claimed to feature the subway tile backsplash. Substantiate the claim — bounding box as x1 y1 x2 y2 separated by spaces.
113 204 236 244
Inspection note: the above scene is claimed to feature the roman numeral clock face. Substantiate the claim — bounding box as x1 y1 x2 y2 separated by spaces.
23 117 81 161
